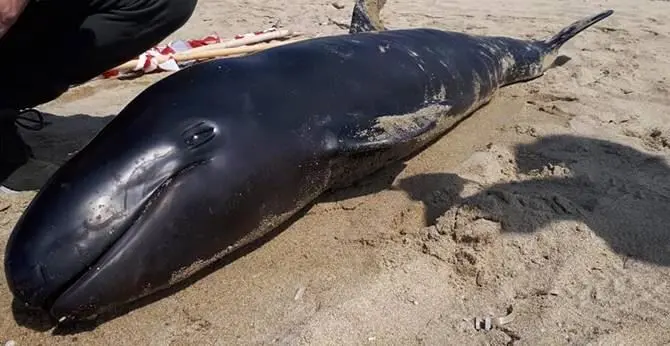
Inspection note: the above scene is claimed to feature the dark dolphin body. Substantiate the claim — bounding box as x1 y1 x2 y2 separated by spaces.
4 2 614 323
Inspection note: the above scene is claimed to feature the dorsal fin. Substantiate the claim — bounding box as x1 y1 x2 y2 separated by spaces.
349 0 387 34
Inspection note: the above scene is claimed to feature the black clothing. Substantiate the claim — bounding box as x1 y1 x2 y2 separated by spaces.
0 0 197 185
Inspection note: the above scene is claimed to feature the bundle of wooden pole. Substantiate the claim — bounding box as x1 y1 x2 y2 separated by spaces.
109 29 311 76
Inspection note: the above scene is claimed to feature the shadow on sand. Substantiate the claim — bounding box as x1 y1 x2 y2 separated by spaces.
2 112 115 191
19 112 116 166
398 134 670 267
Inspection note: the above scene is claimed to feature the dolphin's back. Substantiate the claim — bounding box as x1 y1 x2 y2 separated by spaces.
136 29 542 134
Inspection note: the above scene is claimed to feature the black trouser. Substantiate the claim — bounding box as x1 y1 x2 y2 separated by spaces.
0 0 197 183
0 0 198 110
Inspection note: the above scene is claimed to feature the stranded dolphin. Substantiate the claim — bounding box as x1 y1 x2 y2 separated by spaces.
4 1 614 322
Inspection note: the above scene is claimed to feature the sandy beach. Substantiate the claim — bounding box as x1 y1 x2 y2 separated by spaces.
2 0 670 344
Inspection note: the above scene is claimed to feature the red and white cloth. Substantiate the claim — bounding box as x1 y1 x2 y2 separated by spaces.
102 28 279 78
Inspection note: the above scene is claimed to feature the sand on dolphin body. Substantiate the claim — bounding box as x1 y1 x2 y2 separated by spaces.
2 0 670 344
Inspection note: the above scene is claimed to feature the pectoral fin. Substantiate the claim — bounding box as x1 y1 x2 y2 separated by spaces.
337 101 452 154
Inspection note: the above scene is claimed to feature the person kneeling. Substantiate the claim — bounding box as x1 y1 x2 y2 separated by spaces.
0 0 198 190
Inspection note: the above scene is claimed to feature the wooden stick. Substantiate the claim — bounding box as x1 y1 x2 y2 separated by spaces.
174 37 308 60
184 29 295 54
111 36 309 74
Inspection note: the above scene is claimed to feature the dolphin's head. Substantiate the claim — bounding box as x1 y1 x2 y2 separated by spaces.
2 74 278 321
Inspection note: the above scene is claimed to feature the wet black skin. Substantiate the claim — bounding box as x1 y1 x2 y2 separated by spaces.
4 10 613 321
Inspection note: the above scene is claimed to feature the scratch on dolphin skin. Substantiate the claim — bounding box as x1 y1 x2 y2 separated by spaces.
378 44 390 53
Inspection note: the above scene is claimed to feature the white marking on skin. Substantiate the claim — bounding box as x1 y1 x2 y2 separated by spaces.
84 144 178 230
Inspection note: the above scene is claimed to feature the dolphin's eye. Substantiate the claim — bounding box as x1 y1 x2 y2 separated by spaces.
182 122 216 148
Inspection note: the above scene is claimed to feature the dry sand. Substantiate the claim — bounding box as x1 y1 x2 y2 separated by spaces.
2 0 670 344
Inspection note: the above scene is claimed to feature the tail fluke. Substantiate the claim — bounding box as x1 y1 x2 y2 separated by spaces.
543 10 614 51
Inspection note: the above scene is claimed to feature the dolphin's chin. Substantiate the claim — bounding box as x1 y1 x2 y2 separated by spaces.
6 185 162 317
44 221 145 322
14 181 170 320
42 160 211 321
7 159 209 322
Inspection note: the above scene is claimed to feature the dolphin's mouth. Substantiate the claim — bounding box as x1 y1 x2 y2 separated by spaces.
35 159 210 321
